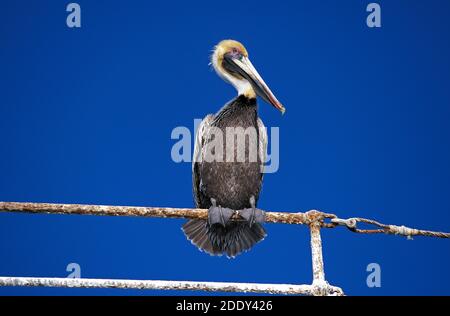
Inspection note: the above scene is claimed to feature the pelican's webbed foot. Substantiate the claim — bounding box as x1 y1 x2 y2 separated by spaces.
208 198 235 227
239 196 265 227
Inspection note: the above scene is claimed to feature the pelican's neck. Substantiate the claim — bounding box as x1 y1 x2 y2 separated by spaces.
223 73 256 99
233 79 256 99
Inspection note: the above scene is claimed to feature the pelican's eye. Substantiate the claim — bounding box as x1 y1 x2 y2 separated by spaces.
230 48 243 60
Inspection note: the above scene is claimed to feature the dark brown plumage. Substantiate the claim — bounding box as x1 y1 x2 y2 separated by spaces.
183 95 267 258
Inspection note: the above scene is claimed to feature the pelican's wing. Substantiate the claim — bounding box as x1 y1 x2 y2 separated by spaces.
257 118 268 177
192 114 214 207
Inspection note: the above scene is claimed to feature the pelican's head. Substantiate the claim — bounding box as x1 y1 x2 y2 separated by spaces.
211 40 285 114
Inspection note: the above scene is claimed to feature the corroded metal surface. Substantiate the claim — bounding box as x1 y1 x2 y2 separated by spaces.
0 276 344 296
330 216 450 239
310 221 325 282
1 201 448 296
0 202 331 226
0 202 209 220
2 202 447 238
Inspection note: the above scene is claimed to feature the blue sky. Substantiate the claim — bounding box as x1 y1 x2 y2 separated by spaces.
0 0 449 295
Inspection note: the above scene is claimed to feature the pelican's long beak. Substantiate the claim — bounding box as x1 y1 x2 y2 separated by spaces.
225 55 286 114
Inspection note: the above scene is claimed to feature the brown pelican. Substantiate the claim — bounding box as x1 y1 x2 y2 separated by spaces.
182 40 285 258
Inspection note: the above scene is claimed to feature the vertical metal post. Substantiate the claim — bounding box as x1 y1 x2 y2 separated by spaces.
306 210 338 295
310 220 326 282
